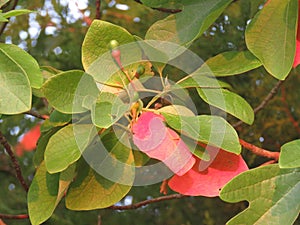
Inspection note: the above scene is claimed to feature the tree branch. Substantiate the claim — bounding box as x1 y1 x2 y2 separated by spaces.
108 194 185 210
0 214 28 219
234 80 284 128
95 0 101 20
134 0 182 13
280 85 300 135
23 110 47 120
0 0 19 36
0 131 29 192
239 139 280 160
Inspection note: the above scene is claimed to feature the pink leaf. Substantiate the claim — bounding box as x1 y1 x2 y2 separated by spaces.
168 147 248 197
293 2 300 68
132 112 195 175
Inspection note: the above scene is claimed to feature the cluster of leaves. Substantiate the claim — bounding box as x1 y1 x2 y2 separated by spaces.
0 0 300 224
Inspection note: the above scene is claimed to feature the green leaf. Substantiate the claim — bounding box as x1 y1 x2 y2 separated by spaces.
220 165 300 225
34 127 62 167
182 136 210 161
205 51 262 76
49 110 72 124
177 75 232 89
161 113 241 154
0 71 31 114
0 0 9 8
45 124 95 173
28 162 60 225
42 70 98 114
158 104 195 117
279 139 300 168
84 21 142 87
145 0 232 47
197 88 254 124
2 9 32 18
82 20 139 70
245 0 298 80
140 0 183 9
66 132 134 210
91 92 130 128
0 43 43 88
0 13 8 22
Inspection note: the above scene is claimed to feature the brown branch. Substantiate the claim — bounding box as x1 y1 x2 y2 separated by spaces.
0 131 29 192
108 194 185 210
239 139 280 160
23 110 47 120
134 0 182 13
95 0 101 20
0 0 19 36
280 86 300 135
234 80 284 128
0 214 29 219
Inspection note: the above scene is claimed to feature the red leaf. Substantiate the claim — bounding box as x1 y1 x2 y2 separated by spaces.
168 147 248 197
293 1 300 68
132 112 195 175
15 124 41 156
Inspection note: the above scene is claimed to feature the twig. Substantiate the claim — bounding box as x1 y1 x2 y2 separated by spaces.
95 0 101 20
97 214 101 225
0 214 29 219
134 0 182 13
239 139 280 160
259 159 277 166
280 86 300 135
233 80 284 128
108 194 185 210
23 110 47 120
0 0 19 36
0 131 29 192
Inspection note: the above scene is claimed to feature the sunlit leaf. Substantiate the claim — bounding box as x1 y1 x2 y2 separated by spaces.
34 127 62 167
205 50 262 76
279 139 300 168
0 0 9 8
42 70 98 114
45 124 95 174
0 43 43 88
220 165 300 225
66 133 134 210
197 88 254 124
0 72 31 114
245 0 298 80
146 0 232 47
162 113 241 154
91 92 129 128
28 162 60 225
2 9 32 18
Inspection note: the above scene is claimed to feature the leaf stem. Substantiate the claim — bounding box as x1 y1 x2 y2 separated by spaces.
239 139 280 160
0 214 29 219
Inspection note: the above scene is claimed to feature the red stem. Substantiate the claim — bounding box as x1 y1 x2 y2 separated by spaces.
239 139 280 160
0 214 29 219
